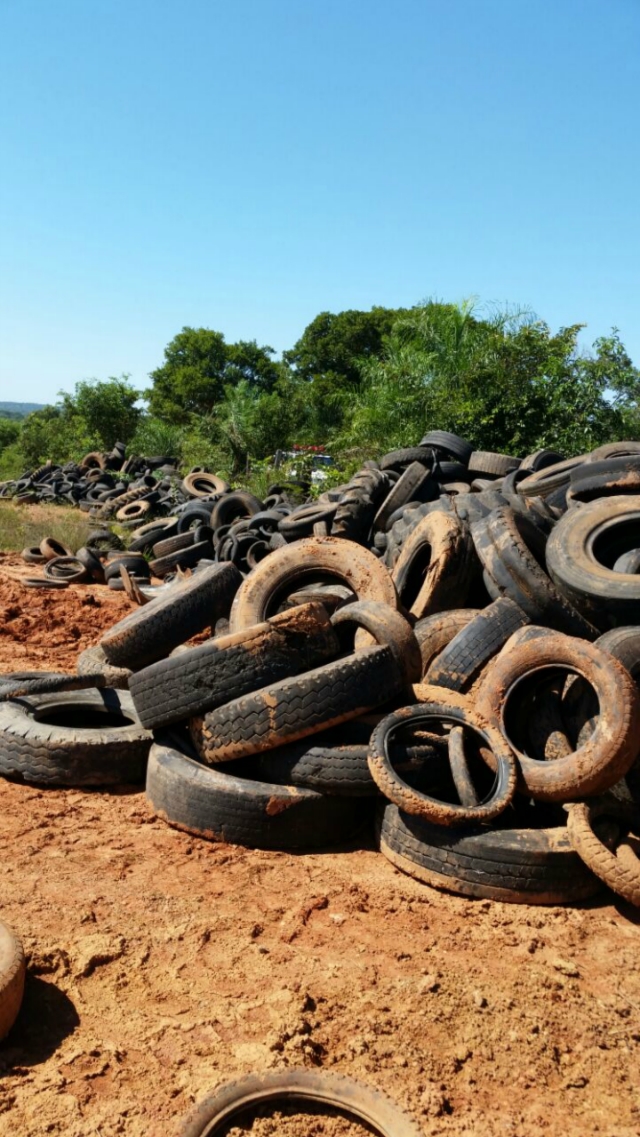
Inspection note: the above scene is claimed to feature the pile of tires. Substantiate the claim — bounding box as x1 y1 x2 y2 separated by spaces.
2 431 640 909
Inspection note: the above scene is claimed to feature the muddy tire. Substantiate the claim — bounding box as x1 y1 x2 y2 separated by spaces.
567 798 640 906
377 803 601 904
129 602 339 729
475 626 640 801
101 562 241 669
180 1071 422 1137
39 536 73 560
368 703 517 826
21 546 47 565
0 920 26 1041
413 609 481 678
190 646 402 763
146 739 363 852
426 598 530 691
596 627 640 681
471 506 598 640
0 688 151 785
229 537 397 633
391 510 474 619
331 600 422 683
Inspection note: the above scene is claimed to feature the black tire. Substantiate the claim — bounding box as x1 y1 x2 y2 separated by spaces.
146 737 364 851
596 627 640 682
190 646 403 763
176 502 217 533
128 518 179 553
75 546 106 582
419 431 473 465
104 554 150 582
179 1069 422 1137
471 507 598 640
86 530 124 553
129 602 339 729
377 803 601 904
372 463 436 532
520 448 565 473
426 598 530 691
101 562 241 669
21 547 47 565
0 688 151 785
149 540 213 578
516 454 589 499
379 447 435 472
42 556 90 583
210 492 263 530
22 577 69 590
76 644 132 689
545 496 640 628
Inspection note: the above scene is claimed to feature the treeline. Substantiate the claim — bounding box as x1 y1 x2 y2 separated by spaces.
1 300 639 484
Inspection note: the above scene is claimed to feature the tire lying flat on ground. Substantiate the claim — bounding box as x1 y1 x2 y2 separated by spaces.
100 562 242 669
0 688 151 785
146 737 364 851
129 602 339 729
377 802 602 904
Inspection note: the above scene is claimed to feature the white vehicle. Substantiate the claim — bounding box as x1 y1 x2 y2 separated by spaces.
273 449 334 484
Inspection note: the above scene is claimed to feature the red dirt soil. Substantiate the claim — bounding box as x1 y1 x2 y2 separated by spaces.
0 553 639 1137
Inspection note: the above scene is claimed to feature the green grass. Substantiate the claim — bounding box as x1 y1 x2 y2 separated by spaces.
0 502 93 554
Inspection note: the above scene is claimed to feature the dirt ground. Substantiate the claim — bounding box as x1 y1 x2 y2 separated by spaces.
0 552 639 1137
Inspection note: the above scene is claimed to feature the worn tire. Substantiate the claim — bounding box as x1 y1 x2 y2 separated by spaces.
378 803 601 904
567 798 640 906
129 602 339 729
146 738 363 852
229 537 397 632
413 609 481 678
475 626 640 801
101 562 241 669
391 510 474 619
331 600 422 683
77 643 132 689
426 598 530 691
190 646 402 763
0 688 151 785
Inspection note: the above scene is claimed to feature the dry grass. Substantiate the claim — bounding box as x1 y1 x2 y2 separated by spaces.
0 502 92 554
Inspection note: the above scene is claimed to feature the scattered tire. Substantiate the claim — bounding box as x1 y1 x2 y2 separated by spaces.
567 797 640 906
0 920 26 1041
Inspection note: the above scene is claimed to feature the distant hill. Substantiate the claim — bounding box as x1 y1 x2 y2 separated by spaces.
0 401 44 420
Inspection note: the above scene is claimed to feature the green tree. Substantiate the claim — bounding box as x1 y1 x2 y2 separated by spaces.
58 375 141 448
284 306 405 385
148 327 279 421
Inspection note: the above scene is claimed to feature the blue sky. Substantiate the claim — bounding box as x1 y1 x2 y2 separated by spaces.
1 0 638 404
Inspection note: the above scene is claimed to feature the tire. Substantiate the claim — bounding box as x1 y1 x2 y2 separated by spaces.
567 797 640 906
0 688 151 785
419 431 473 465
596 627 640 681
391 510 474 619
229 537 397 633
42 556 90 583
377 802 601 904
373 463 437 534
101 562 241 669
39 536 73 560
149 540 213 578
146 738 364 852
176 502 217 533
77 643 132 689
210 492 263 530
190 646 402 763
379 447 436 472
471 507 598 640
413 609 480 678
0 920 26 1041
128 518 179 553
516 454 589 499
182 472 230 497
426 598 530 691
474 625 640 801
179 1071 422 1137
21 546 47 565
22 577 69 590
152 530 198 558
278 503 338 540
104 554 150 582
520 448 565 472
331 600 422 684
368 703 517 826
545 496 640 628
129 602 339 729
75 546 105 582
468 451 520 478
86 530 124 553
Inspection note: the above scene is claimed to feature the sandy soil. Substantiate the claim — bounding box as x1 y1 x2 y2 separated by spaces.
0 553 639 1137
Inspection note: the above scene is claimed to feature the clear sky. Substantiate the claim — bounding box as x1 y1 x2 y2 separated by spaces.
1 0 638 404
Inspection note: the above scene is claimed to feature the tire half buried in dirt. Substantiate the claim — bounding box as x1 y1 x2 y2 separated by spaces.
146 736 364 850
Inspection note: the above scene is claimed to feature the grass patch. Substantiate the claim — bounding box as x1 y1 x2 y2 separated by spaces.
0 503 93 554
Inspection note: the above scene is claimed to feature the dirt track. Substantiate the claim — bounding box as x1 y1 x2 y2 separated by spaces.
0 554 639 1137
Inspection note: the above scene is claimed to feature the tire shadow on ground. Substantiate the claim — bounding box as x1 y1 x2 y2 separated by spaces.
1 975 79 1070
